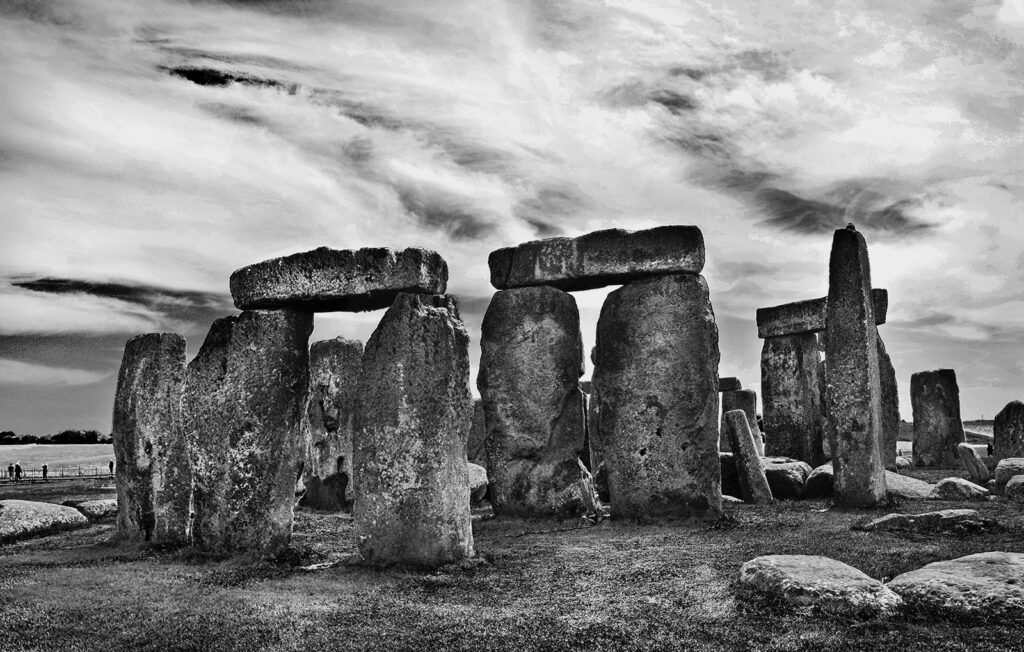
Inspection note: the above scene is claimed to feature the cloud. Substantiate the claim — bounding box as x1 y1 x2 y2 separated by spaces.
0 358 108 386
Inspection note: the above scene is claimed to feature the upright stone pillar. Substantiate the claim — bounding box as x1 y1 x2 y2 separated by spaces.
824 226 887 507
723 410 773 504
877 335 900 470
910 369 965 468
761 333 824 467
354 294 474 568
719 389 759 455
594 274 721 521
112 333 190 544
466 399 487 465
994 401 1024 461
182 310 312 555
478 286 587 517
300 337 362 511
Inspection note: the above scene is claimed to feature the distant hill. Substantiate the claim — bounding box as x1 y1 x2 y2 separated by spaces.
0 430 113 445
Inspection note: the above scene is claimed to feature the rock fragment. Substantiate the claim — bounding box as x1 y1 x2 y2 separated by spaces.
887 552 1024 622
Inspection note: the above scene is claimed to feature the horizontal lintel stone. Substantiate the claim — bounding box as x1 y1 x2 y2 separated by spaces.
756 288 887 339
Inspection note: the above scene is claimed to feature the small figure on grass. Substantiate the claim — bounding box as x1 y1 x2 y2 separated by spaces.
108 460 114 478
14 462 22 483
6 463 12 482
42 463 48 482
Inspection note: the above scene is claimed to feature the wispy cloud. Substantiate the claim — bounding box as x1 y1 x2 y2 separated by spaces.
0 358 108 387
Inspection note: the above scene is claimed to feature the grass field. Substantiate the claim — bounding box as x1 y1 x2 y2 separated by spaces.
0 444 114 477
2 475 1024 651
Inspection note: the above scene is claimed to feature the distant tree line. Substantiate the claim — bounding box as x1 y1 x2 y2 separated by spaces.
0 430 113 445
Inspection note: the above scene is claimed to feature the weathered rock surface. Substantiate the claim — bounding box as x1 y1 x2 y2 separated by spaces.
994 401 1024 461
182 309 312 555
719 389 758 454
354 293 474 568
877 335 900 470
719 377 742 392
762 458 813 500
594 274 721 521
927 477 990 502
478 286 587 517
761 333 824 466
489 226 704 292
1004 475 1024 504
803 463 834 499
0 500 89 544
468 462 488 504
719 453 741 499
299 337 362 512
75 499 119 521
466 399 487 465
756 289 888 339
230 247 447 312
887 552 1024 622
957 443 990 484
854 509 994 533
994 458 1024 490
911 369 965 468
112 333 191 545
724 410 773 504
737 555 902 616
824 226 887 507
895 455 912 470
885 471 934 500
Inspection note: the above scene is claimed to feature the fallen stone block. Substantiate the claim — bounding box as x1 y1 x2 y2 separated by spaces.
803 463 833 499
994 458 1024 490
762 458 812 500
75 499 119 521
927 477 989 502
885 471 933 500
853 509 994 533
756 289 888 339
1004 475 1024 504
887 552 1024 622
957 443 990 483
0 500 89 544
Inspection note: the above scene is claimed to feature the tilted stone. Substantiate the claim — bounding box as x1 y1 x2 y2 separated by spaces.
182 309 312 555
593 274 721 521
957 443 990 483
719 389 758 454
724 410 773 504
299 337 362 511
877 335 900 470
230 247 447 312
719 377 742 392
994 400 1024 461
112 333 190 545
885 471 933 500
761 333 824 467
911 369 965 468
354 294 474 568
756 289 888 339
824 226 887 507
478 286 588 517
488 225 704 292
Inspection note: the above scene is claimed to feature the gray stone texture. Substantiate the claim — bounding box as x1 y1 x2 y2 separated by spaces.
299 337 362 511
756 289 888 339
112 333 190 544
0 500 90 545
761 333 824 466
804 463 834 499
994 458 1024 490
466 399 488 465
928 477 989 501
488 226 704 292
1005 475 1024 504
994 400 1024 461
824 227 887 507
719 389 757 454
763 458 813 500
593 274 721 521
182 309 312 555
354 294 474 568
911 369 965 468
230 247 447 312
877 335 900 471
957 443 991 484
719 377 742 392
719 452 741 499
724 410 773 504
478 286 587 517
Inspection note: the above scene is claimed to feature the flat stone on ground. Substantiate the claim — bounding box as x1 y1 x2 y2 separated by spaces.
230 247 447 312
887 552 1024 622
854 509 994 533
75 499 119 521
0 500 89 544
489 226 704 292
885 471 934 500
928 477 989 502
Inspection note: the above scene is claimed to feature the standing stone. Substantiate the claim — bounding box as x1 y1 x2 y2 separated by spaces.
761 333 824 466
994 401 1024 461
719 389 758 454
182 310 312 555
824 226 887 507
877 335 900 470
354 294 473 568
724 410 773 504
719 377 742 392
478 286 587 517
958 443 991 484
911 369 965 468
466 399 487 465
299 338 362 511
593 274 721 521
112 333 190 544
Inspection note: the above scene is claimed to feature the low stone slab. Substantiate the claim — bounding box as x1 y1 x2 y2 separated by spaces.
928 477 989 502
885 471 933 500
887 552 1024 622
895 456 911 470
994 458 1024 490
756 289 888 339
957 443 990 483
737 555 902 616
762 458 812 500
230 247 448 312
75 499 119 521
0 500 89 544
488 226 704 291
854 509 994 533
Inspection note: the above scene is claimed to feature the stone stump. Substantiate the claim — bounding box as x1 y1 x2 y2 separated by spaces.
761 333 824 466
824 226 887 507
182 310 312 555
995 401 1024 461
299 337 362 511
478 286 587 517
112 333 190 544
958 443 990 484
719 389 758 454
910 369 965 468
877 335 900 470
593 273 721 521
724 410 773 504
354 293 474 568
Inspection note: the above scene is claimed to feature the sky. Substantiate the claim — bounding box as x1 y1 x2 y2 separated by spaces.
1 0 1023 434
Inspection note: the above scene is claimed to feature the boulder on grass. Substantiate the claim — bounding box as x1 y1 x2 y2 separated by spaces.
895 456 911 470
1004 475 1024 504
853 509 994 533
885 471 933 500
762 458 812 500
927 477 989 502
804 464 833 499
75 499 119 521
0 500 89 544
994 458 1024 490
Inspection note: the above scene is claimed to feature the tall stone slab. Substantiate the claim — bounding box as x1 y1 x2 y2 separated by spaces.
910 369 965 468
994 401 1024 461
478 286 587 517
466 399 487 465
719 389 758 454
877 335 901 470
182 310 312 555
112 333 190 544
761 333 824 467
593 274 722 521
299 337 362 511
354 293 474 568
824 226 887 507
723 410 773 504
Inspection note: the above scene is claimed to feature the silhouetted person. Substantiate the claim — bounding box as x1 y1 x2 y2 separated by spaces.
987 443 994 457
108 460 114 478
6 464 12 481
14 463 22 483
42 464 48 482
